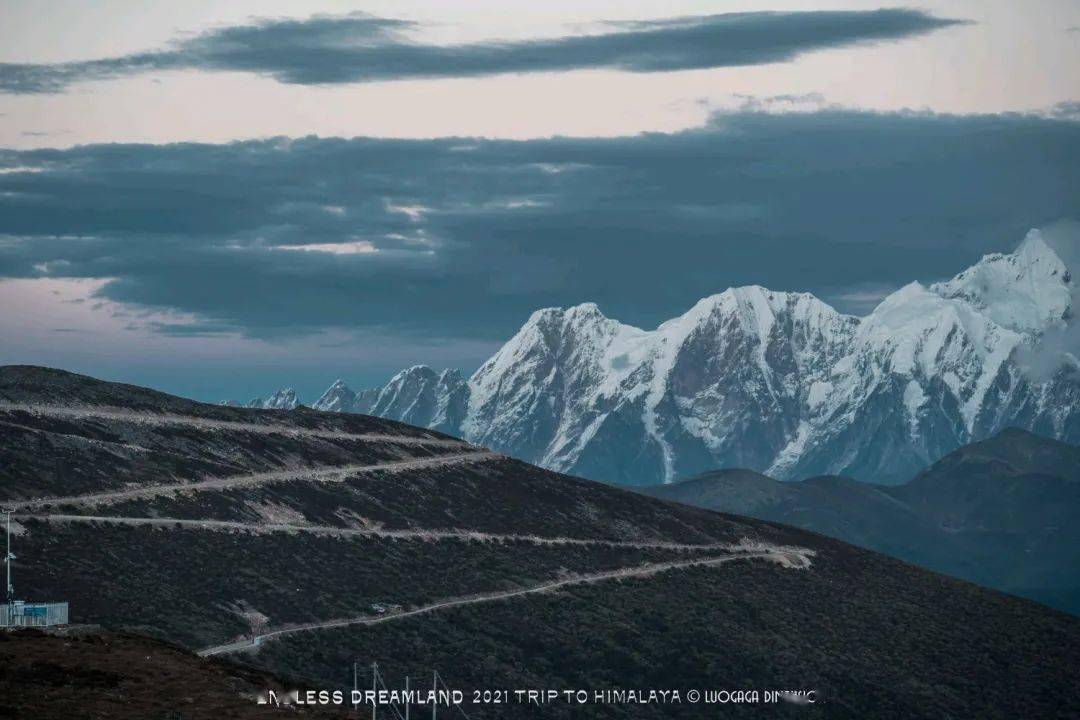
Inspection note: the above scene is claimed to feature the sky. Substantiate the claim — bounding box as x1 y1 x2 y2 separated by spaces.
0 1 1078 402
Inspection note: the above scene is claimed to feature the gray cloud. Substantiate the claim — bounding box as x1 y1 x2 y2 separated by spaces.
0 9 964 94
1051 101 1080 119
0 109 1077 343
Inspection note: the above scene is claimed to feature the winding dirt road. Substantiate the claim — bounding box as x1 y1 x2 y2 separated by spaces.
6 451 497 510
198 548 811 657
16 513 753 552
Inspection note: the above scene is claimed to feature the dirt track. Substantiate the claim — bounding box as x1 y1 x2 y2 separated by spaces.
198 547 812 657
16 512 769 552
6 451 498 509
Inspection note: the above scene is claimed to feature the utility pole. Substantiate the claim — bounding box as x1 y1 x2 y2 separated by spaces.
371 662 378 720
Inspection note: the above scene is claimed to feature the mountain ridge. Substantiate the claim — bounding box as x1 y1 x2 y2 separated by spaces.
637 426 1080 615
248 229 1078 486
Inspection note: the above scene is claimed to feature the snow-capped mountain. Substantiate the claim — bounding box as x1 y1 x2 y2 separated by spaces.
310 380 360 413
312 367 468 434
261 388 301 410
260 230 1080 485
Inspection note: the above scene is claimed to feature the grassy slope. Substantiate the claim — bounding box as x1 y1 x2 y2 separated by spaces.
255 551 1080 720
16 520 721 648
637 428 1080 614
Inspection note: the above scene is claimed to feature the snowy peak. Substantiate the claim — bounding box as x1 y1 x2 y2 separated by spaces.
313 379 357 413
664 286 854 344
930 229 1071 333
513 302 631 356
263 388 300 410
371 365 467 433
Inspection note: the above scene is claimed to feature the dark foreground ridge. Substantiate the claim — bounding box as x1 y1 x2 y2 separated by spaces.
0 627 349 719
2 366 1080 719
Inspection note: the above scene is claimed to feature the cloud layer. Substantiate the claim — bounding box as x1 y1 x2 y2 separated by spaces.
0 9 963 94
1 109 1077 341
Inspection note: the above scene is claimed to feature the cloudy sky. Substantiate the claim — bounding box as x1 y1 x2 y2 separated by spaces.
1 1 1078 402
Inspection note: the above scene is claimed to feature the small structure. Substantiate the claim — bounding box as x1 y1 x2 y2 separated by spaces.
1 601 68 627
1 508 69 628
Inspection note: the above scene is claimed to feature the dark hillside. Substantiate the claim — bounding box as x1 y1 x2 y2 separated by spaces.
637 429 1080 615
3 367 1079 719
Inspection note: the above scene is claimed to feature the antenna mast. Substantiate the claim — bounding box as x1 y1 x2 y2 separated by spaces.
3 508 13 604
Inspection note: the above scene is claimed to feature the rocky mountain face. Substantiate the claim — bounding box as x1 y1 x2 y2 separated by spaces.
263 230 1080 486
310 366 468 434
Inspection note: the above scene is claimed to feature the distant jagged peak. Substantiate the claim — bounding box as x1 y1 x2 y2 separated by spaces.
479 302 639 374
662 285 851 337
862 281 939 329
524 301 608 325
263 388 300 410
380 364 466 391
516 302 630 344
312 379 357 412
388 364 440 382
564 301 604 319
379 365 466 400
930 228 1071 333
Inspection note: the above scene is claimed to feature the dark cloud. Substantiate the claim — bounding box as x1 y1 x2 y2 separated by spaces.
0 9 964 94
0 110 1077 341
1051 101 1080 119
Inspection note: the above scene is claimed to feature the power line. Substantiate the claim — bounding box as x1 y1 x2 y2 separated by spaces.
376 663 407 720
434 670 470 720
353 662 469 720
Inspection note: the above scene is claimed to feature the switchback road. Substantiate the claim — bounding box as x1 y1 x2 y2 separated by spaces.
7 451 497 509
198 548 812 657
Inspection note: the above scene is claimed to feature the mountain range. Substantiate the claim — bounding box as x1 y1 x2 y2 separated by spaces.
246 229 1079 486
636 427 1080 615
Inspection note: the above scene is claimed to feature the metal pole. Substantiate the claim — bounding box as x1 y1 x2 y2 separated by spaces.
372 662 378 720
405 676 410 720
432 671 438 720
353 661 359 715
4 509 13 603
